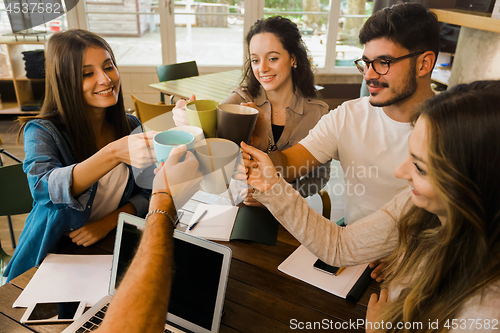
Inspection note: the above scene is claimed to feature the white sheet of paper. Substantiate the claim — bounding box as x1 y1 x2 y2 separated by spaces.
185 203 239 241
278 245 368 299
14 254 112 308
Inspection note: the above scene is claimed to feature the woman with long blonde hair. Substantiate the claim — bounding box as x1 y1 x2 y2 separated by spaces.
241 80 500 332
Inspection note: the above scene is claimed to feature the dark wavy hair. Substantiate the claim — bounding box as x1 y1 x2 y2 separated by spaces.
380 80 500 332
242 16 316 98
359 3 440 69
18 29 130 162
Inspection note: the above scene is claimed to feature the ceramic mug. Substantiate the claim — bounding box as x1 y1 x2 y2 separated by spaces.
153 130 195 163
185 100 219 138
216 104 259 145
194 138 240 194
168 125 205 143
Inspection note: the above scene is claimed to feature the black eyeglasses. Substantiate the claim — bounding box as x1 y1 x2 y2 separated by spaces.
354 51 425 75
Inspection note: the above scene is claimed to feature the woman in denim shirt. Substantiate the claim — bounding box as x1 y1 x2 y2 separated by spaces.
4 30 156 281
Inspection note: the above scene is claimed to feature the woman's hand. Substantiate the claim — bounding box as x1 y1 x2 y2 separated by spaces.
241 102 268 152
241 188 265 207
152 145 203 210
172 95 195 127
369 259 388 283
240 142 280 193
113 131 157 169
69 215 117 247
366 289 389 333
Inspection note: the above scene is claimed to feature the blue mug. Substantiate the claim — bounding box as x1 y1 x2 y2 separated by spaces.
153 130 195 163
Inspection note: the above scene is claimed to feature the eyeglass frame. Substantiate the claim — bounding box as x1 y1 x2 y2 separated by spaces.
354 51 426 75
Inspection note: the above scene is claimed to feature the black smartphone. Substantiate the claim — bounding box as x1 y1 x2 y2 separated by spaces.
313 259 340 275
20 301 86 324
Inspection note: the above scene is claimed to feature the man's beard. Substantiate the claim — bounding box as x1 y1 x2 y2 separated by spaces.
367 65 418 108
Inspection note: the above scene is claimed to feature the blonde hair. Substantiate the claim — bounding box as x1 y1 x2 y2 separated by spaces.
380 80 500 332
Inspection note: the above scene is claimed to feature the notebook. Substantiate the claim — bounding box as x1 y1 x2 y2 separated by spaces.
278 245 374 302
185 204 279 245
62 212 232 333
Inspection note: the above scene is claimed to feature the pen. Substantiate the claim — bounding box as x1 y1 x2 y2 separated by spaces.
335 267 345 276
189 209 208 231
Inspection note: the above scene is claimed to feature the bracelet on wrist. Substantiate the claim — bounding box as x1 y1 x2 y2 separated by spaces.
144 209 177 228
149 191 172 202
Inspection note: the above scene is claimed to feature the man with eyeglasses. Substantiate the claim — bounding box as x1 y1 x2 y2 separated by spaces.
244 3 439 279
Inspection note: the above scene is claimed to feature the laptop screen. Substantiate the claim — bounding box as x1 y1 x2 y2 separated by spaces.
115 221 224 331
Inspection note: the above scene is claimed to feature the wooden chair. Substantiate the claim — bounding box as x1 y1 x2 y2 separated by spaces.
0 150 33 249
156 61 199 104
131 94 176 132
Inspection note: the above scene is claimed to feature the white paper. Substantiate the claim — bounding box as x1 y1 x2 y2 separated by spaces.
278 245 368 299
185 203 239 241
14 254 112 308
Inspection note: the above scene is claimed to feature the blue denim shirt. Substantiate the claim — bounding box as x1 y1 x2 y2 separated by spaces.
4 114 150 281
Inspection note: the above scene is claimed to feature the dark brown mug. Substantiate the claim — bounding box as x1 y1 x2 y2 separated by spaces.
216 104 259 146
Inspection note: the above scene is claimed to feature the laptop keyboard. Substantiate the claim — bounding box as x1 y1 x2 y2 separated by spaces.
73 303 178 333
75 304 108 332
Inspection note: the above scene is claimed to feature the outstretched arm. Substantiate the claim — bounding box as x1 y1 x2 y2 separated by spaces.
267 143 322 183
95 193 175 333
95 145 202 333
71 131 156 197
241 142 410 267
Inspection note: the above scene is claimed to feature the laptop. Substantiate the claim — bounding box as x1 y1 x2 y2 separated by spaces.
62 212 232 333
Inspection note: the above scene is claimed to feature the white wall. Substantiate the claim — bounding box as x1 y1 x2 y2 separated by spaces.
119 67 161 110
449 27 500 87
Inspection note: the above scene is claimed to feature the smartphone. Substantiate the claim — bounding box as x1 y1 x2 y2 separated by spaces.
20 301 86 324
313 259 340 275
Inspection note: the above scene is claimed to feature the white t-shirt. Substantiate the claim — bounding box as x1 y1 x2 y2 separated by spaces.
300 97 412 224
89 163 129 222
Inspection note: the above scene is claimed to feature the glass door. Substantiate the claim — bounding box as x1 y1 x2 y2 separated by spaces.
173 0 244 67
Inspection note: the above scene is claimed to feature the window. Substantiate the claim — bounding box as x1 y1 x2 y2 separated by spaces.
264 0 331 68
174 1 244 67
335 0 372 68
0 3 68 36
67 0 372 72
84 0 163 65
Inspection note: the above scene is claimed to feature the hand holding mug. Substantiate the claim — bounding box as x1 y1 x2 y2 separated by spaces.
114 131 157 169
172 95 196 127
153 145 203 209
240 142 280 193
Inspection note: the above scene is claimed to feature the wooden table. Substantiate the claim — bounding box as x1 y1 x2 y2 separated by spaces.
0 192 379 332
149 69 243 103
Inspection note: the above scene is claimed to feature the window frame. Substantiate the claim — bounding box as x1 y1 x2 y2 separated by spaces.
69 0 365 74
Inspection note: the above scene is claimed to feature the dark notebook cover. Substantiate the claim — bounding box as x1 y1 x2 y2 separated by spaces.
229 206 279 245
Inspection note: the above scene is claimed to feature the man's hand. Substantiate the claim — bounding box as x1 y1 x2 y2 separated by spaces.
366 288 389 333
153 145 203 210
